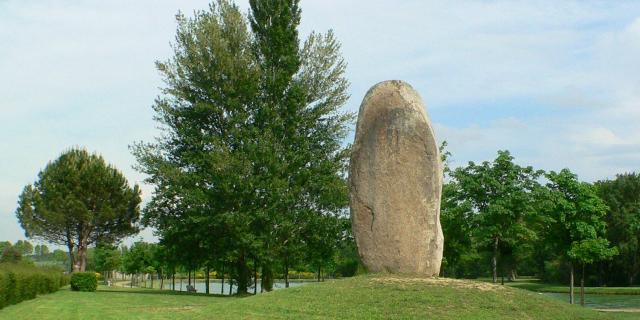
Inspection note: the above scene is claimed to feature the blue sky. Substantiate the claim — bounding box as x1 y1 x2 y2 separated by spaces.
1 0 639 246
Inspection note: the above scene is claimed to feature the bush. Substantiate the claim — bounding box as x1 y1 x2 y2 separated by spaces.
70 272 97 292
0 262 68 309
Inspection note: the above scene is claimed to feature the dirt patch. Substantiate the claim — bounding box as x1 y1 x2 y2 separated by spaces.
369 276 504 292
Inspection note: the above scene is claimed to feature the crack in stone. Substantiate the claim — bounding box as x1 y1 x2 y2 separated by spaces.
363 204 375 232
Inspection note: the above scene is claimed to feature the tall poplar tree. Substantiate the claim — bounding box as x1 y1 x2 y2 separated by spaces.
133 0 351 294
248 0 351 289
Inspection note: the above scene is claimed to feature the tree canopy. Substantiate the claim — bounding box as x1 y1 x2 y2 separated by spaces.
15 148 142 272
596 173 640 285
132 0 351 294
447 150 541 283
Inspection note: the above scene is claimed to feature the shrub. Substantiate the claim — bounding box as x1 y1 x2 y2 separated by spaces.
70 272 97 292
0 262 68 309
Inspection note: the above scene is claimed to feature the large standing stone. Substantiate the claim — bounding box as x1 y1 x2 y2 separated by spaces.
349 80 443 275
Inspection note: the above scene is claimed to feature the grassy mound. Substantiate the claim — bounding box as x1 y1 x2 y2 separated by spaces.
0 274 634 319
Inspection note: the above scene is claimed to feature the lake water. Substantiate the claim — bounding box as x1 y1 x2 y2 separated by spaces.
543 292 640 310
161 279 310 295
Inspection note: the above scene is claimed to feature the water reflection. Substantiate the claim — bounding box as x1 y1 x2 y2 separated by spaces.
161 280 309 295
542 292 640 310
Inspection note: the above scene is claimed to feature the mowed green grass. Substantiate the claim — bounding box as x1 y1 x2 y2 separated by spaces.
506 281 640 295
0 274 636 320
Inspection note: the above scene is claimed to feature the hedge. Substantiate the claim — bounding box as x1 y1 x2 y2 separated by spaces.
70 272 97 292
0 263 69 310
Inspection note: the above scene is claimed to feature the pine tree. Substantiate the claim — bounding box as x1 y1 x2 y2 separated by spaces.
16 148 141 272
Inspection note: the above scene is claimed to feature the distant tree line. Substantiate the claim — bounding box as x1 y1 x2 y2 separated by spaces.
46 240 358 294
439 143 639 304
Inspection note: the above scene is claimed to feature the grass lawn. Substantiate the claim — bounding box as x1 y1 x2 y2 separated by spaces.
489 278 640 295
0 274 637 319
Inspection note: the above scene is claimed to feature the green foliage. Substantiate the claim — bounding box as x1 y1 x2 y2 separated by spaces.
329 225 360 277
15 148 142 272
543 169 614 262
437 145 636 286
93 244 122 274
70 272 98 292
568 238 618 265
447 150 541 281
51 249 69 265
13 240 33 256
1 246 22 263
122 242 157 275
34 244 49 256
0 262 68 309
440 180 475 277
596 173 640 285
133 0 352 293
0 241 11 254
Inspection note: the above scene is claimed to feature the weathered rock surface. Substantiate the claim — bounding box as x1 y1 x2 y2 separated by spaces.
349 80 443 275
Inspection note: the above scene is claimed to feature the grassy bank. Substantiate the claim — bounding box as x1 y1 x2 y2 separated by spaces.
502 279 640 295
0 274 636 319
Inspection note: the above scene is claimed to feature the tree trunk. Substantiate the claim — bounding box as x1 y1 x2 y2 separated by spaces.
253 258 258 295
631 253 638 286
284 254 290 288
236 253 249 294
78 250 87 271
285 265 290 288
569 263 575 304
151 273 154 289
160 272 164 290
172 272 175 291
221 265 225 295
262 263 273 292
67 242 76 273
77 234 89 272
492 237 499 284
580 264 585 307
188 270 191 286
65 229 75 273
205 266 210 295
318 265 321 282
